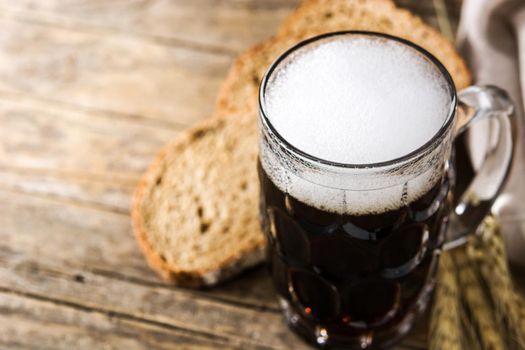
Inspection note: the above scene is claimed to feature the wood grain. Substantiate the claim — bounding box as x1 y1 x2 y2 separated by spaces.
0 167 134 213
0 0 468 349
0 0 299 53
0 262 304 349
0 17 231 127
0 293 239 350
0 0 298 128
0 93 179 176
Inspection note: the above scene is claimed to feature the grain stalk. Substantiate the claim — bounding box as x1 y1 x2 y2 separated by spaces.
452 246 505 350
468 218 525 349
430 252 463 350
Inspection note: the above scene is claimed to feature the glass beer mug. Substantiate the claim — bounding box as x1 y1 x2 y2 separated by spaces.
257 31 515 349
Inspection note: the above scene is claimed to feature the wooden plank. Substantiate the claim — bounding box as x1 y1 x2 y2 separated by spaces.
0 259 305 349
0 91 176 213
0 292 241 350
0 93 178 178
0 18 232 126
0 0 298 53
0 168 133 214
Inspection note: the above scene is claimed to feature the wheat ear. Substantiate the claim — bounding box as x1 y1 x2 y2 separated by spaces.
452 246 505 350
469 218 525 349
430 252 463 350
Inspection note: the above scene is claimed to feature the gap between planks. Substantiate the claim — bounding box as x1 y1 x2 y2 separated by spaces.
0 286 227 344
0 8 238 57
0 89 189 131
0 287 276 350
0 256 304 349
0 0 299 54
90 267 281 313
0 184 131 216
0 165 139 185
0 292 245 350
0 251 283 319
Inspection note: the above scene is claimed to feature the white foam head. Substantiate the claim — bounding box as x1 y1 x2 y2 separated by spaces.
264 36 451 164
260 34 454 215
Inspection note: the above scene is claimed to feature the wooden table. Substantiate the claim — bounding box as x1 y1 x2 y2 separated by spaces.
0 1 463 349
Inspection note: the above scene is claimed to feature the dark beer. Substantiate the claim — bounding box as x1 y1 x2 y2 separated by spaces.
258 32 458 349
258 161 450 347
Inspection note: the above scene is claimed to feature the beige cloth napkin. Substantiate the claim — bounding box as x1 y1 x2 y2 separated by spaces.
457 0 525 267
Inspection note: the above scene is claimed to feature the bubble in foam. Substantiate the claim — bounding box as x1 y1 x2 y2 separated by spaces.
264 36 451 164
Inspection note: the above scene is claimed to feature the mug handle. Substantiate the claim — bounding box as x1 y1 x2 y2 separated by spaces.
443 85 517 250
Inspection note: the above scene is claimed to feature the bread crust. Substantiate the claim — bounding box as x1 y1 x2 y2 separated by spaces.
132 115 266 287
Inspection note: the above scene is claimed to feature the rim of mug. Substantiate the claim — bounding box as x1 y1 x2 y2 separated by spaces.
258 31 458 170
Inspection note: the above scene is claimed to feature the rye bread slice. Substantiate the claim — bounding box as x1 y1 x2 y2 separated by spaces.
133 0 471 286
133 113 263 286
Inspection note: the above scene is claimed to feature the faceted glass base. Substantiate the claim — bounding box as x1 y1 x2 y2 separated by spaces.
279 280 433 349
